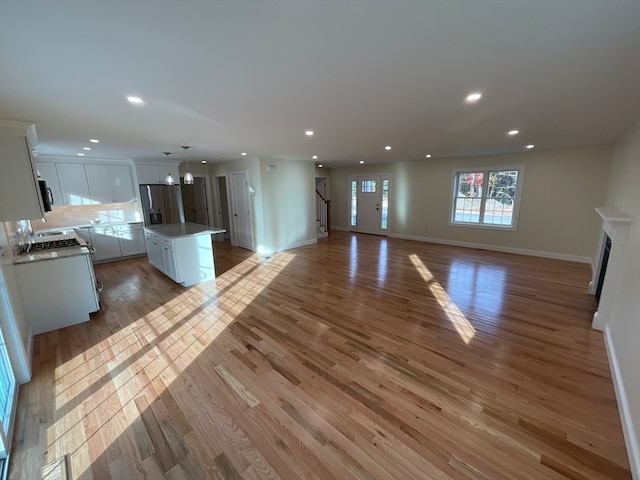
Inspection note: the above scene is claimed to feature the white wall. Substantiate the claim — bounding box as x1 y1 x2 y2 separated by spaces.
330 145 612 261
0 222 32 383
259 157 317 253
603 119 640 478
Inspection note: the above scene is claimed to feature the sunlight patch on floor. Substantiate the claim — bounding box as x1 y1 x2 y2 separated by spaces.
52 250 296 478
409 254 476 345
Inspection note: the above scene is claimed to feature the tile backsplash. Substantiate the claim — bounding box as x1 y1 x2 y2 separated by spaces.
30 203 143 233
3 220 30 250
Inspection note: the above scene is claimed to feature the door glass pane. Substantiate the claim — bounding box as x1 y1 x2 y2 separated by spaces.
361 180 377 193
350 180 357 226
381 179 389 230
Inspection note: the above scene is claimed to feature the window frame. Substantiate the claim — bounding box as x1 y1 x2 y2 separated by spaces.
448 165 525 231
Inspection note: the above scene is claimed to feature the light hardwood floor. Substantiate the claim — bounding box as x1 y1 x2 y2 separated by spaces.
8 232 631 479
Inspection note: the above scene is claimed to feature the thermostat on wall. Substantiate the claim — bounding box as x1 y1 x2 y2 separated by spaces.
267 165 276 171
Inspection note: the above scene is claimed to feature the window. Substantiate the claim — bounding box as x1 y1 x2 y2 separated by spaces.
350 180 357 227
451 166 524 229
381 179 389 230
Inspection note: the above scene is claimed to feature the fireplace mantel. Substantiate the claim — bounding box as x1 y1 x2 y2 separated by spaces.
591 206 631 331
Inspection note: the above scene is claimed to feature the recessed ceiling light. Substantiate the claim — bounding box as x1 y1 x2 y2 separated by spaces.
241 152 247 156
77 153 85 156
83 147 91 151
201 160 207 164
425 154 432 158
312 155 318 159
305 130 314 136
360 160 365 164
525 144 535 149
126 96 143 104
89 139 99 143
508 130 519 136
318 164 323 168
465 92 482 103
385 146 392 151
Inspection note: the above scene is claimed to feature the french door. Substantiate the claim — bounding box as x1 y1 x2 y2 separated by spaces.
348 174 391 235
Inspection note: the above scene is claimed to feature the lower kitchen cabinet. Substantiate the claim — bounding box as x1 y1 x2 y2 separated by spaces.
119 223 146 256
76 223 146 262
14 253 99 335
144 230 214 286
91 226 121 261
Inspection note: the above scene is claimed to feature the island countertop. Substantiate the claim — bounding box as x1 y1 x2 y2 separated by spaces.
144 222 226 239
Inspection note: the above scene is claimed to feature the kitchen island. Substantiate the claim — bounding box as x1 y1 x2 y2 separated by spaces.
144 223 225 286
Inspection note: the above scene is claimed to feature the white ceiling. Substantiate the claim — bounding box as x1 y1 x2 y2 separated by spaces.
1 1 639 167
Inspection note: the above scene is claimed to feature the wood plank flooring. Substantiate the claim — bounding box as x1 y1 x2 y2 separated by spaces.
8 232 630 479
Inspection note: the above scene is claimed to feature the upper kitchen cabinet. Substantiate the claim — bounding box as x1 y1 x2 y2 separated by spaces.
137 165 180 185
86 164 136 204
0 119 46 221
56 163 92 205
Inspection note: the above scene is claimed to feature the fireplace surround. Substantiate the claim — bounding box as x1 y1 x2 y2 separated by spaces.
590 207 631 331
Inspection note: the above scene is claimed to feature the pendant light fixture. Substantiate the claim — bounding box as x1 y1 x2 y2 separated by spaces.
163 152 175 185
182 146 194 185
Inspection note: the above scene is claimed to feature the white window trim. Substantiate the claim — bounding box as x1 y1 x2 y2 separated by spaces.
448 165 525 231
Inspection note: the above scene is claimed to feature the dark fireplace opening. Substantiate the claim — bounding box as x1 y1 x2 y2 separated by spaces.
595 235 611 303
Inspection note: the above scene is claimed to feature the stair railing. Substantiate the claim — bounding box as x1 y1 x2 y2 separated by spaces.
316 189 331 236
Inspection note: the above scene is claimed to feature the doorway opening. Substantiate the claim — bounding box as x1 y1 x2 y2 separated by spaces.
180 176 210 226
214 175 232 241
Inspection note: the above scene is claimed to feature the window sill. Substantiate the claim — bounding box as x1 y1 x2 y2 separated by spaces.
448 221 517 232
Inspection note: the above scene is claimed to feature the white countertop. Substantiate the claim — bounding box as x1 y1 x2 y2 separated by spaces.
144 223 226 239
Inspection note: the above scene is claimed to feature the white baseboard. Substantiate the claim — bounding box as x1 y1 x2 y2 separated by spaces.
260 238 318 255
387 232 592 264
330 225 348 232
605 324 640 479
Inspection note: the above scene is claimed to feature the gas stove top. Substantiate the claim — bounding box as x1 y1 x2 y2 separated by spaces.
21 237 81 254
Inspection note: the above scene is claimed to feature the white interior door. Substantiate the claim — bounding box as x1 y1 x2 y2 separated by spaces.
230 171 253 250
357 175 382 235
214 176 231 239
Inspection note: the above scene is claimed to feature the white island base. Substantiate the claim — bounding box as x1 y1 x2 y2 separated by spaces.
144 223 226 287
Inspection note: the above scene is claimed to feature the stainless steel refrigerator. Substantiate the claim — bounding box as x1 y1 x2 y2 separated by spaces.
139 184 185 226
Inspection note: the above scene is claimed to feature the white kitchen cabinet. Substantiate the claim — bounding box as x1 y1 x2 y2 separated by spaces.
136 165 180 185
85 164 112 204
90 226 122 261
86 164 136 204
110 165 136 202
35 161 63 208
118 223 146 256
160 241 178 282
144 232 162 269
56 163 92 205
0 120 46 221
84 223 146 262
14 253 99 335
144 226 215 286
